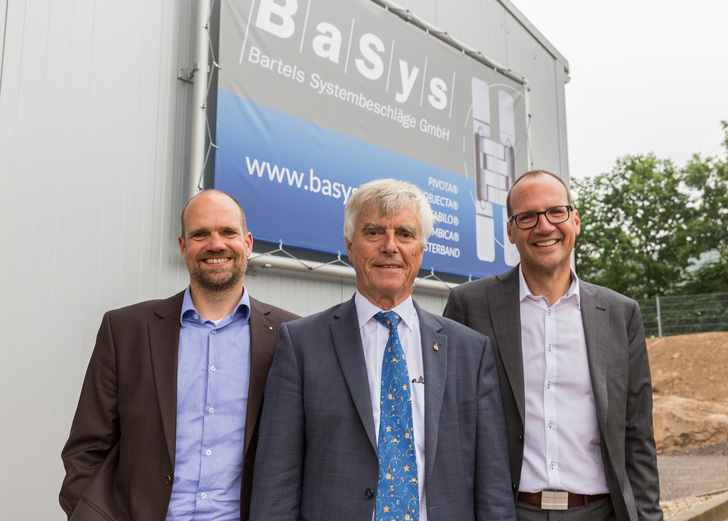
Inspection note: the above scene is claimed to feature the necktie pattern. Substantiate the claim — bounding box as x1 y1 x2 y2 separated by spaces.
374 311 419 521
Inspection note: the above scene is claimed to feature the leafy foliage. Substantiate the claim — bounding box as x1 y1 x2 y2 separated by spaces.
573 122 728 299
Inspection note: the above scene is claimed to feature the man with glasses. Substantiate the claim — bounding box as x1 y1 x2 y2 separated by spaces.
444 170 662 521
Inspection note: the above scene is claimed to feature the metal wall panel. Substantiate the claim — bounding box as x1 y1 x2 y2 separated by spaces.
0 1 568 519
504 15 569 174
0 1 188 519
246 266 359 316
0 1 6 80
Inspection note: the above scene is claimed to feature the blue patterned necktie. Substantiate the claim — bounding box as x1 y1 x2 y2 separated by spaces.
374 311 419 521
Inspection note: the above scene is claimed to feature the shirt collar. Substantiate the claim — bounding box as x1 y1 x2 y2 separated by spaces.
180 285 251 325
354 291 417 332
517 265 581 309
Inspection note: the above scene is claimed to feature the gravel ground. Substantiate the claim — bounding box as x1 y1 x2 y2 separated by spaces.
661 493 725 519
658 441 728 518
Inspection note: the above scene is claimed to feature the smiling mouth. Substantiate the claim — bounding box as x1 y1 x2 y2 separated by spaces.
204 258 231 264
377 264 401 269
534 239 558 247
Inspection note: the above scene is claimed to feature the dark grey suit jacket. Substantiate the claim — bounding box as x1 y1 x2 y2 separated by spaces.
443 266 663 521
249 296 516 521
60 290 299 521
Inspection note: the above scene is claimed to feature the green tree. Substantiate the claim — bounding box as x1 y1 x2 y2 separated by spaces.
573 155 694 299
573 122 728 299
681 121 728 293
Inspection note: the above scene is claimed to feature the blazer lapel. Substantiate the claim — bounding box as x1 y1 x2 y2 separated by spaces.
489 267 526 424
418 305 447 482
330 298 378 451
580 282 609 428
246 297 278 457
148 291 185 465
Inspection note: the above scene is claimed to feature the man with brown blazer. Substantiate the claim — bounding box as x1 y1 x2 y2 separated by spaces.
60 189 299 521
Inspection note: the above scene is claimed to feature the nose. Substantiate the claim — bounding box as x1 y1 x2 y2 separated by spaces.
380 231 398 253
207 232 226 251
533 212 556 233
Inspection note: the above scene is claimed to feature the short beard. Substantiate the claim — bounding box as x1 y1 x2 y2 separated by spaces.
189 260 246 295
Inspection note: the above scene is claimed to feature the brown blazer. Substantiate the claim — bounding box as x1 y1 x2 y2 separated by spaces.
60 290 299 521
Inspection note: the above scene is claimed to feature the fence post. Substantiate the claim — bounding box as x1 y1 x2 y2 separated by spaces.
656 296 662 338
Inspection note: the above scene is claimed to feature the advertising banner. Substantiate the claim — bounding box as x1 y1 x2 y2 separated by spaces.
214 0 529 278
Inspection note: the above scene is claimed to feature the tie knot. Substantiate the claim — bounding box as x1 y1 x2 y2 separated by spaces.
375 311 401 330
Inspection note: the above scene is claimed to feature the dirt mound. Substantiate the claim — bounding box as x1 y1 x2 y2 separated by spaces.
647 332 728 453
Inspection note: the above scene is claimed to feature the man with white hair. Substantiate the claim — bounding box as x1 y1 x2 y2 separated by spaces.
250 178 515 521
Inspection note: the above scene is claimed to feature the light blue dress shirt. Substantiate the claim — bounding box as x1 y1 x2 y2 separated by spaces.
165 286 251 521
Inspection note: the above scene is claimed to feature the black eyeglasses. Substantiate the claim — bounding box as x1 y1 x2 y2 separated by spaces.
508 205 573 230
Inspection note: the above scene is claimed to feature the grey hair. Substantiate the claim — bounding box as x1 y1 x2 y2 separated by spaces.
344 178 434 246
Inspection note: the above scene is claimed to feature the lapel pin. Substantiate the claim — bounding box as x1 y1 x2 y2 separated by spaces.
433 343 439 351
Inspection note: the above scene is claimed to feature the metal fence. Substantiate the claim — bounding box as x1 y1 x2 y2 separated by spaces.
638 292 728 337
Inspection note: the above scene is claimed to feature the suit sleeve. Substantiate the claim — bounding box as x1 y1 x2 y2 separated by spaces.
249 322 305 521
59 312 121 517
442 287 465 324
625 302 664 521
475 335 517 521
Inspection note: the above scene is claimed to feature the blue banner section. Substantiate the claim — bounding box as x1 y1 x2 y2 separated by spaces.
215 90 512 278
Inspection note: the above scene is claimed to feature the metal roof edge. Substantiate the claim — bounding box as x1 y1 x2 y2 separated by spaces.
498 0 570 77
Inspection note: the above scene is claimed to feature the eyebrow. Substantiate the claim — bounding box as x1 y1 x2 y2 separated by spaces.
187 225 240 236
399 224 418 236
361 222 383 232
360 222 419 236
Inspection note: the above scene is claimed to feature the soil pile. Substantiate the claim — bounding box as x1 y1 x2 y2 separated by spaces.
647 332 728 453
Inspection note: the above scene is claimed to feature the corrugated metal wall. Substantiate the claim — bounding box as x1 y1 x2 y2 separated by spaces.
0 1 569 519
0 1 190 519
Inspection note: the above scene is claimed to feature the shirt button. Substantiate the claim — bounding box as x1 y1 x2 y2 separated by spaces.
211 329 217 335
193 314 200 320
200 492 207 499
210 365 216 372
205 449 212 456
208 407 215 414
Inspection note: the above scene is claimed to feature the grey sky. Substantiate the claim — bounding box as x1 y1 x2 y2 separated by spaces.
513 0 728 179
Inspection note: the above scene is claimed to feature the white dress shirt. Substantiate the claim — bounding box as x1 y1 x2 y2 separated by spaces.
518 267 609 495
354 292 428 521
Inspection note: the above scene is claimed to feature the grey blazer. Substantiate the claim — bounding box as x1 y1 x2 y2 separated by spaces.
249 296 516 521
443 266 662 521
